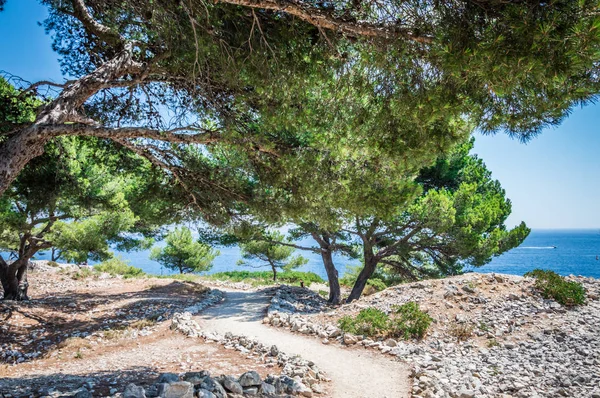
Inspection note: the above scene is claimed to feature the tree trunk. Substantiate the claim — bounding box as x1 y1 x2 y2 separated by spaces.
0 257 30 301
320 249 341 305
346 246 378 303
270 261 277 281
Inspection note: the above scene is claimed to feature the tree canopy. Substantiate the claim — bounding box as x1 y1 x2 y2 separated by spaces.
1 0 599 208
150 227 220 274
237 230 308 281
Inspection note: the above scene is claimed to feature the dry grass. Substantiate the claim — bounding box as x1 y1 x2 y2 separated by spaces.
448 322 474 342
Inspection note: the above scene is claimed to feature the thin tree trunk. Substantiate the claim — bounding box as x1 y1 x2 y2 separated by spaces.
0 257 30 301
269 261 277 281
320 249 341 304
346 243 378 303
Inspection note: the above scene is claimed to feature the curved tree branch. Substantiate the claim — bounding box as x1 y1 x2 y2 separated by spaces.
215 0 433 43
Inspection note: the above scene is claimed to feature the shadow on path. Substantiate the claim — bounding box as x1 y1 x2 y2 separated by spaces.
197 288 411 398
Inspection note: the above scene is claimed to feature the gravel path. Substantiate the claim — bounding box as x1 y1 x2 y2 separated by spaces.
197 289 411 398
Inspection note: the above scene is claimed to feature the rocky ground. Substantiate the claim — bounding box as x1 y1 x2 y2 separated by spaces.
265 273 600 398
0 264 327 397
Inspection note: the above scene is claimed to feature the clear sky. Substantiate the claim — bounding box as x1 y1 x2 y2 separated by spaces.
1 0 599 230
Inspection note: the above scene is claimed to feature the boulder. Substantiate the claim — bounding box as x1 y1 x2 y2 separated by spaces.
239 371 262 387
222 376 243 394
123 384 147 398
157 373 180 384
157 382 193 398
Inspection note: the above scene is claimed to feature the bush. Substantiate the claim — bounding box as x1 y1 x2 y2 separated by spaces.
524 269 586 306
338 302 432 340
208 270 324 286
389 302 433 340
94 257 146 278
71 266 95 280
448 322 474 342
340 265 404 292
339 308 390 337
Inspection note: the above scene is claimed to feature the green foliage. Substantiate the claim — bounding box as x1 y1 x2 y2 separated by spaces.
150 227 219 274
71 267 95 280
525 269 586 306
340 265 405 291
94 257 145 278
237 231 308 280
389 302 433 340
207 270 323 286
339 308 390 337
338 302 432 340
448 322 474 342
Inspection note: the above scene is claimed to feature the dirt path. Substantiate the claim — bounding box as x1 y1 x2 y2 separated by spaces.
197 289 412 398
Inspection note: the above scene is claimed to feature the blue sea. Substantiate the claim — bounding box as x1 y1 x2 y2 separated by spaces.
21 229 600 280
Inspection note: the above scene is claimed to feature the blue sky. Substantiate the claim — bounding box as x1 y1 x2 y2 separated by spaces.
1 0 599 230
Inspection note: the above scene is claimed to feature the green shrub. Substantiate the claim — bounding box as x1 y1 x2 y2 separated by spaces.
338 302 432 340
207 270 324 286
524 269 586 306
389 302 433 340
339 308 390 337
71 266 95 280
47 261 60 267
94 257 145 278
340 265 404 290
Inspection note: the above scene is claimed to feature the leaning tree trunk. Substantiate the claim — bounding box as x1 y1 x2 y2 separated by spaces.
346 249 378 303
320 249 341 305
271 264 278 282
0 44 141 197
0 257 30 301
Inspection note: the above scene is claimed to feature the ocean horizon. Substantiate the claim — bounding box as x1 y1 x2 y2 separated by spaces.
19 228 600 280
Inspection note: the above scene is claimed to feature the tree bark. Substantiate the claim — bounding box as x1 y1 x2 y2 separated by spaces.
320 248 341 305
310 232 342 305
0 257 30 301
0 44 142 196
270 262 278 281
346 244 377 303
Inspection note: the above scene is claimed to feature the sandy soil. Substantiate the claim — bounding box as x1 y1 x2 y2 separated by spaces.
0 272 279 396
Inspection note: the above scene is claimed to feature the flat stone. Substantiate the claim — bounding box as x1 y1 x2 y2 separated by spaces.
157 382 193 398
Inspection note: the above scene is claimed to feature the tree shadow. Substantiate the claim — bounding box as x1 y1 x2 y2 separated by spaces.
0 281 208 365
197 287 277 323
0 367 158 397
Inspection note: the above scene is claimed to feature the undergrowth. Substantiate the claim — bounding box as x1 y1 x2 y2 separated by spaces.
338 302 433 340
207 270 324 286
525 269 585 306
94 257 146 278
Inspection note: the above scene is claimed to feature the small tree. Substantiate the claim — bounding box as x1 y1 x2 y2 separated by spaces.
237 231 308 281
150 227 219 274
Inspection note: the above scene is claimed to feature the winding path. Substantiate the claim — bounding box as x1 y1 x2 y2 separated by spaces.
196 289 411 398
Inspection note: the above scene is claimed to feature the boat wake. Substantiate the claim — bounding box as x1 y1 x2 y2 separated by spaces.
520 246 557 249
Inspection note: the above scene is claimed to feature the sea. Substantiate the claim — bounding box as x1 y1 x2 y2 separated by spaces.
17 229 600 280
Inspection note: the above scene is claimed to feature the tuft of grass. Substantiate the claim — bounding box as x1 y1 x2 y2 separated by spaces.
94 257 145 279
448 322 474 342
130 318 157 329
155 273 200 282
524 269 586 306
487 338 500 348
338 302 433 340
74 350 84 359
71 267 96 280
47 261 60 267
206 270 324 287
318 290 329 298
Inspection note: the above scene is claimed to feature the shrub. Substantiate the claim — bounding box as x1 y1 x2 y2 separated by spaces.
338 302 433 340
94 257 145 278
448 322 474 342
524 269 586 306
71 266 95 280
208 270 324 286
389 302 433 340
339 308 390 337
